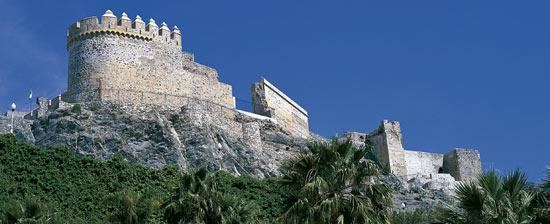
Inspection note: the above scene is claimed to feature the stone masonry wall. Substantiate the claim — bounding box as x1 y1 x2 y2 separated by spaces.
404 150 444 177
356 120 482 181
0 111 34 142
62 11 234 109
252 78 309 138
443 149 482 182
366 120 407 176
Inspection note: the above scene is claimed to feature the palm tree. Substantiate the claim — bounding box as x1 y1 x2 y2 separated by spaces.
532 167 550 224
279 139 392 224
435 169 535 224
1 199 50 224
162 168 257 224
107 190 158 224
541 167 550 198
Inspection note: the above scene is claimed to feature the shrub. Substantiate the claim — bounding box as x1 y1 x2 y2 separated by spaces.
71 104 81 114
391 209 433 224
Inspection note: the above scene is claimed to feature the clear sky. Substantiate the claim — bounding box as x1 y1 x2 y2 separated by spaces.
0 0 548 182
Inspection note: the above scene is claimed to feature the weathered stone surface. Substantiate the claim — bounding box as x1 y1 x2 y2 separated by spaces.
443 149 482 182
0 111 34 142
64 32 234 108
0 9 488 212
62 11 310 138
252 78 309 138
0 100 463 211
389 174 458 211
31 102 309 178
343 120 482 182
366 120 407 176
404 150 444 177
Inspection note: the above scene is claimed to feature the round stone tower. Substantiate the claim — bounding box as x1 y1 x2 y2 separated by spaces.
62 10 234 108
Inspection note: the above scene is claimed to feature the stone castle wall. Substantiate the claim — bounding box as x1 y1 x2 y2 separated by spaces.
62 11 235 109
366 120 407 176
60 10 310 138
343 120 482 181
404 150 444 177
443 149 482 182
252 78 309 138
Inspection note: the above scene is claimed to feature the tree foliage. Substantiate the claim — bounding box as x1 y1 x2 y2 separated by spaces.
435 170 537 224
106 190 161 224
2 133 549 223
279 139 392 224
163 168 259 224
1 198 52 224
391 209 433 224
0 134 286 223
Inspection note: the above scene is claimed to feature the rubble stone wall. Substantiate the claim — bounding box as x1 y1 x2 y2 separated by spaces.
366 120 407 176
443 149 482 181
0 112 34 142
62 12 234 109
252 78 309 138
404 150 444 177
347 120 482 181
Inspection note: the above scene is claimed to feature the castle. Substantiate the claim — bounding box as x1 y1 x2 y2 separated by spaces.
0 10 481 181
341 121 481 181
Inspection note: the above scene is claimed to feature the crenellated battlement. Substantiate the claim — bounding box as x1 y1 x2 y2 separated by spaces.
62 9 310 138
67 10 182 48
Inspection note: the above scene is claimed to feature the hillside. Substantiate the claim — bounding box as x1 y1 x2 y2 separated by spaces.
0 134 289 223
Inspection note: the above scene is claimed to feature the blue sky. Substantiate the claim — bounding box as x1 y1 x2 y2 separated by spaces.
0 0 548 182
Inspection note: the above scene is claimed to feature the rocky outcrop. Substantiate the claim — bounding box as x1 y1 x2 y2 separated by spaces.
31 102 308 178
389 174 458 211
6 101 458 210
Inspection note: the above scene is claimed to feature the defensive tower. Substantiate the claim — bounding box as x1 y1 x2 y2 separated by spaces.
62 10 235 108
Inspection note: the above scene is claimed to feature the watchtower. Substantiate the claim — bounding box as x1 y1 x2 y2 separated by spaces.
62 10 235 108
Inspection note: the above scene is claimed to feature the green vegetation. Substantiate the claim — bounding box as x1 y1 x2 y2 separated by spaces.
432 169 550 224
391 169 550 224
0 134 181 223
163 168 258 224
391 209 433 224
279 140 392 223
1 133 549 223
106 190 161 224
0 134 286 223
70 103 81 114
1 198 53 223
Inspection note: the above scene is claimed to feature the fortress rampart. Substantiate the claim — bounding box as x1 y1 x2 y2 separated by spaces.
252 79 309 138
342 120 482 182
0 10 484 182
59 10 310 138
63 10 234 109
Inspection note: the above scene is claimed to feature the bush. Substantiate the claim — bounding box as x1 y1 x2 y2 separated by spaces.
71 104 81 114
209 171 292 222
0 134 289 223
0 134 181 222
391 209 433 224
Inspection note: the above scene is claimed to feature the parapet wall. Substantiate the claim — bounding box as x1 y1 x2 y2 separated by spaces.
344 120 482 181
63 10 234 109
252 78 309 138
67 10 181 49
